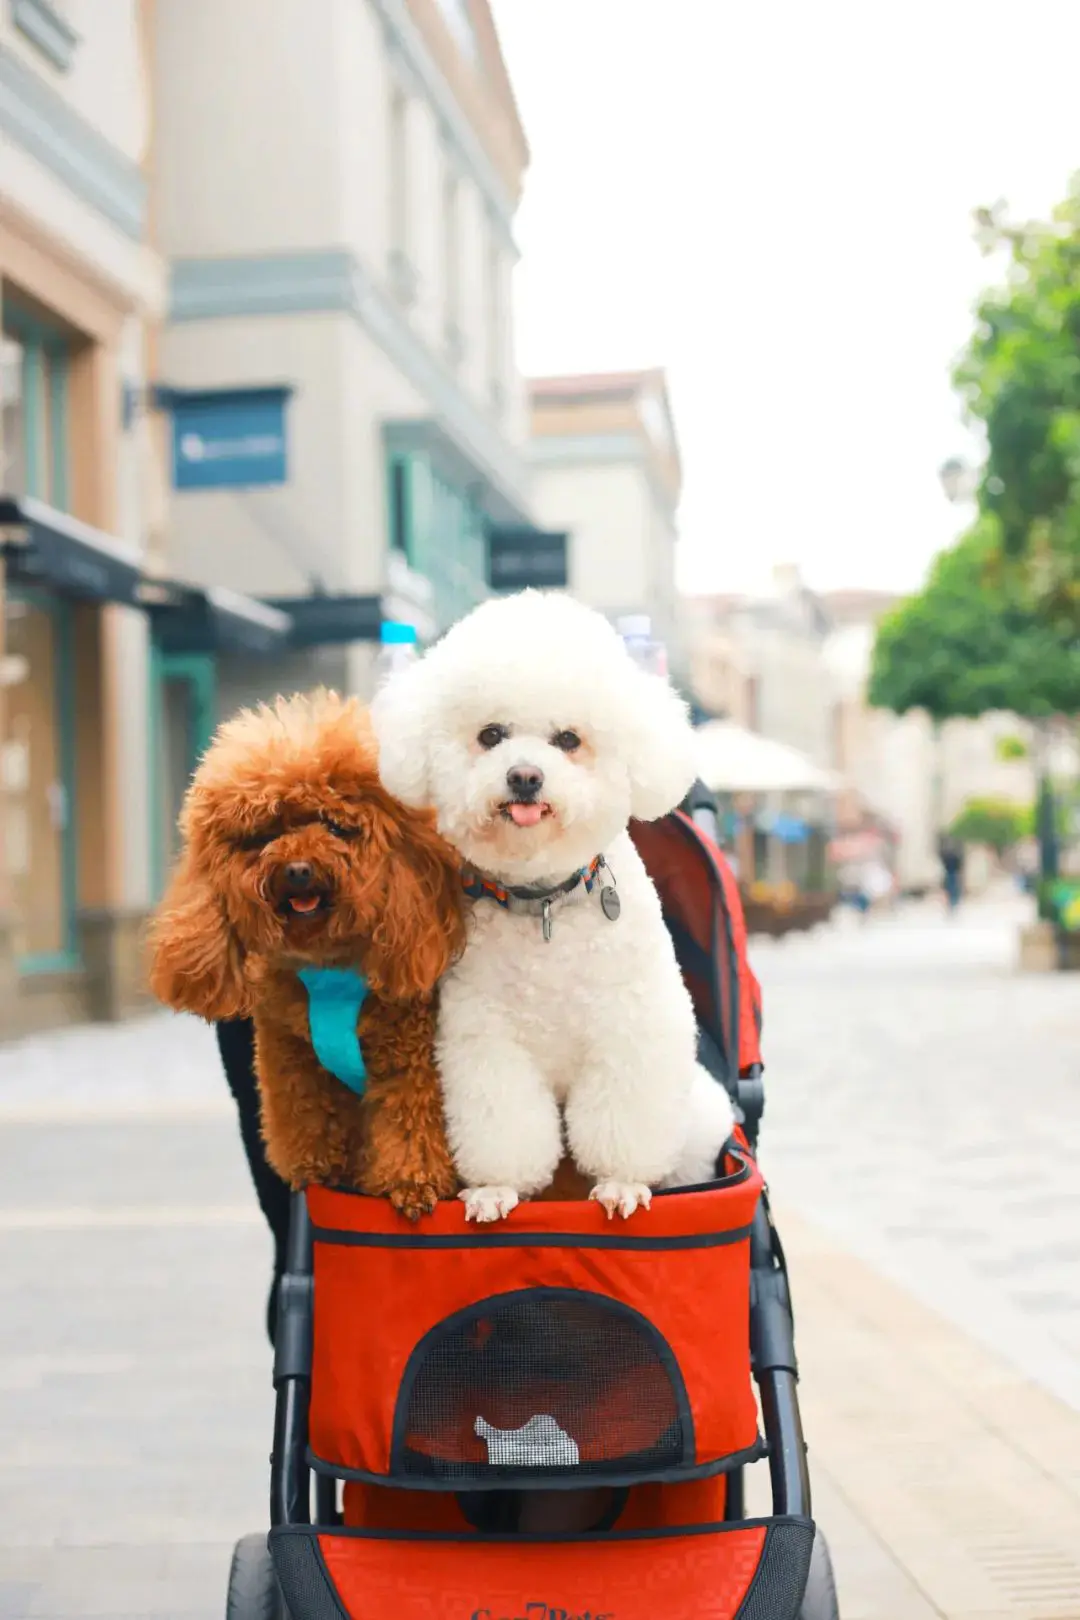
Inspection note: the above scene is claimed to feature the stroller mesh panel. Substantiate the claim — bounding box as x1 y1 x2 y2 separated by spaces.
394 1289 688 1483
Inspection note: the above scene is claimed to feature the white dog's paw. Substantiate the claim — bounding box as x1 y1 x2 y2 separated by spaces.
589 1181 653 1220
459 1185 520 1223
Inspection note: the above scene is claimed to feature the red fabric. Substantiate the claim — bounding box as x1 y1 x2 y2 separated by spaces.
307 1150 761 1482
319 1523 768 1620
341 1484 475 1532
629 814 763 1074
340 1475 729 1533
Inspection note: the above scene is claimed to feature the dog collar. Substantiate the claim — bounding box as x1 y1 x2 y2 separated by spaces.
462 855 619 940
297 967 369 1094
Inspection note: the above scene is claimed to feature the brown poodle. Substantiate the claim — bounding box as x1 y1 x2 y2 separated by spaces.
147 690 465 1219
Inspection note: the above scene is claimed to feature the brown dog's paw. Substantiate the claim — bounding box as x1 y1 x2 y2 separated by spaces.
387 1180 443 1222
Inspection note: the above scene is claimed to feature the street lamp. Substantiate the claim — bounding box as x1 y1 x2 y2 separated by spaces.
930 456 980 849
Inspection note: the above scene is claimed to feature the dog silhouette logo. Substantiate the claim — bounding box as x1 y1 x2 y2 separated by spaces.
474 1414 580 1467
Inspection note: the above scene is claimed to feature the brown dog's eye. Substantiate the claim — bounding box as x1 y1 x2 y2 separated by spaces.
477 724 509 750
236 830 276 853
551 729 582 753
322 817 360 840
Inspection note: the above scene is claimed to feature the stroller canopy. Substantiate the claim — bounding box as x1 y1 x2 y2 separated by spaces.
630 809 762 1091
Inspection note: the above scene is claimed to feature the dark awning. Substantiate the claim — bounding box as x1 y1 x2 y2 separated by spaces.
0 494 143 604
141 579 292 656
487 526 569 591
263 593 382 647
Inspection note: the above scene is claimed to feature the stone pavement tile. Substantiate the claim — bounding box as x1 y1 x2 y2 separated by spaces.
1 1541 234 1617
779 1208 1080 1620
745 1462 943 1620
0 1588 38 1620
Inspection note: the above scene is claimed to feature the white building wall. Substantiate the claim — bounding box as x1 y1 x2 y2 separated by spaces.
0 2 166 925
747 620 834 767
529 460 650 611
825 619 1046 888
161 311 437 605
0 8 162 312
0 0 148 157
154 0 343 256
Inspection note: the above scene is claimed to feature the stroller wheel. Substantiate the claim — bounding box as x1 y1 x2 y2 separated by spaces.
225 1532 289 1620
798 1529 840 1620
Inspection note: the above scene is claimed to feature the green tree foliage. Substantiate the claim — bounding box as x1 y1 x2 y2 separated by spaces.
955 182 1080 622
949 796 1032 853
995 733 1029 761
868 522 1080 722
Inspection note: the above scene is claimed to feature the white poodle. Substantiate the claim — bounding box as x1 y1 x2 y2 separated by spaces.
371 591 735 1222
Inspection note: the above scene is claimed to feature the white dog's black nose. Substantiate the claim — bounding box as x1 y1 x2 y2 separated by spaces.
506 765 544 799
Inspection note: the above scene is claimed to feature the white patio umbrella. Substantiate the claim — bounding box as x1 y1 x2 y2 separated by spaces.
694 720 843 795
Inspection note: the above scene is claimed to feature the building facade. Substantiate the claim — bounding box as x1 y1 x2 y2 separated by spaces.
822 590 1046 892
0 0 169 1037
527 370 684 678
149 0 535 887
688 566 837 767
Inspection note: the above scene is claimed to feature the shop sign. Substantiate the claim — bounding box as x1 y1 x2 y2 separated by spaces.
171 387 289 490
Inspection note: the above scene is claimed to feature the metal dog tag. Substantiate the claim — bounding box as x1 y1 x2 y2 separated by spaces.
600 886 621 922
542 899 553 942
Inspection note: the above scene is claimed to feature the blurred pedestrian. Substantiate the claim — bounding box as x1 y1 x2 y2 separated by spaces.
864 858 895 912
836 858 871 918
1014 837 1038 896
939 835 964 913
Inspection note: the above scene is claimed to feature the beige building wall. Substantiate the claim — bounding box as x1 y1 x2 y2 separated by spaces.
527 371 683 675
824 602 1048 891
0 0 167 1036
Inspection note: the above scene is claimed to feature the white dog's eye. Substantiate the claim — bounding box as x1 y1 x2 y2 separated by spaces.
477 724 509 750
551 729 582 753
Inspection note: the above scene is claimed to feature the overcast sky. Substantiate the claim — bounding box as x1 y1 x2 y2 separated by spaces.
491 0 1080 598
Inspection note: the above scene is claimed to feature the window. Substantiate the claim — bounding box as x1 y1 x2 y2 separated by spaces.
2 594 75 962
11 0 80 73
443 166 463 362
0 328 69 505
485 232 503 409
388 451 487 630
388 457 410 557
1 336 27 495
387 85 416 304
1 302 77 971
432 0 479 64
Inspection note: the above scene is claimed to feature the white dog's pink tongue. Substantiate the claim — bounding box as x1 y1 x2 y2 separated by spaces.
508 802 544 827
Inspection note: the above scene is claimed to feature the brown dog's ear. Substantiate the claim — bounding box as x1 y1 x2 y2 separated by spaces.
146 851 251 1019
365 821 465 1002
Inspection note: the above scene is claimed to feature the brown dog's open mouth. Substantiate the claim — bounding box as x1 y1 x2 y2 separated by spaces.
499 801 554 828
279 893 332 918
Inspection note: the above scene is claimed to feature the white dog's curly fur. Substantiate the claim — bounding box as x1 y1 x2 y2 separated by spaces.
372 591 735 1221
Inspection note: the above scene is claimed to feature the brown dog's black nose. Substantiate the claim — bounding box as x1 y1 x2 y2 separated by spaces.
506 765 544 799
282 861 315 893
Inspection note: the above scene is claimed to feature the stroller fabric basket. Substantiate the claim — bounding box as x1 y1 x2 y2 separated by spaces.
270 1517 816 1620
306 1144 764 1492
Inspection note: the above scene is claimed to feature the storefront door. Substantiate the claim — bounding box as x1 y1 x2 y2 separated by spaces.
1 590 77 968
149 649 216 898
1 308 77 971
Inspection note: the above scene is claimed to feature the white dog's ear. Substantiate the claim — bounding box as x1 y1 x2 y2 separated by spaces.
370 657 433 807
625 670 700 822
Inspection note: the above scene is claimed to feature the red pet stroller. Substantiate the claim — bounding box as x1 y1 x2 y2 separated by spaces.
226 785 838 1620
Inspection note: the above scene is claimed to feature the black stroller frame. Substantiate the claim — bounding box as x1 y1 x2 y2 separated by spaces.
226 791 838 1619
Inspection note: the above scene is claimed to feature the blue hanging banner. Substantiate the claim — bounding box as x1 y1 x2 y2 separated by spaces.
169 386 290 490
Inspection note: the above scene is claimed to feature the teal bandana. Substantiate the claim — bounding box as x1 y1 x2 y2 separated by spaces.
296 967 370 1094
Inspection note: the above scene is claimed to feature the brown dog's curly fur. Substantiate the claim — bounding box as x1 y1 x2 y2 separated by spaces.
147 691 465 1218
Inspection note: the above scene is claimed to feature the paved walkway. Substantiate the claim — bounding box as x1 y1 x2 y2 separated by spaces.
0 894 1078 1617
755 895 1080 1413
